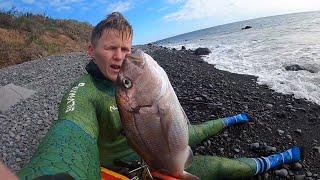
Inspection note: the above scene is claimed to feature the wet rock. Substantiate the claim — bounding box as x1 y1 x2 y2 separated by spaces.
194 47 211 55
285 64 315 73
293 162 303 171
275 168 288 177
277 129 285 135
264 173 271 179
250 143 260 150
266 146 277 152
181 46 186 50
266 103 273 108
233 148 240 153
286 134 292 140
285 64 305 71
312 146 320 153
294 129 302 134
288 170 294 176
306 171 313 177
242 26 252 30
294 174 305 180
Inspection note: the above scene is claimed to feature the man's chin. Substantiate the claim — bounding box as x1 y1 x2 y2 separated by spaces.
106 72 117 82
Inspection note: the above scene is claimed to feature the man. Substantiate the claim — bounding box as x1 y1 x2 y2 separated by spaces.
16 12 301 179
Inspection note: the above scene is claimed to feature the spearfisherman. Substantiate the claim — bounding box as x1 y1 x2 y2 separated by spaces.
11 12 302 179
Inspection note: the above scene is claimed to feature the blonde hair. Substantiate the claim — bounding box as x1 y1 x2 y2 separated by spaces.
90 12 133 46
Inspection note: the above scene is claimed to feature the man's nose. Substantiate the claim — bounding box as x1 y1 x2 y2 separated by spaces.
113 48 125 61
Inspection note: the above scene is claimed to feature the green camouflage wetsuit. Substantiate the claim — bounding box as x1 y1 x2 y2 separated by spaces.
17 62 257 179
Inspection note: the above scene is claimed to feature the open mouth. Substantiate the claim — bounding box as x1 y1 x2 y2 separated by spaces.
110 64 121 70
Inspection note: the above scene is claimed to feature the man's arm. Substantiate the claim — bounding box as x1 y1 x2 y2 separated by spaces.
17 81 101 179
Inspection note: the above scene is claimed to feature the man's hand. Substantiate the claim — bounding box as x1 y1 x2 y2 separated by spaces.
0 161 18 180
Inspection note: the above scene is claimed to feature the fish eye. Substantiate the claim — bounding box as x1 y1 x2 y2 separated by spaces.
122 78 132 89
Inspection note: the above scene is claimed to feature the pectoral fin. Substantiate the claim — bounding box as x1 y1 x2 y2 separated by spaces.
184 146 193 169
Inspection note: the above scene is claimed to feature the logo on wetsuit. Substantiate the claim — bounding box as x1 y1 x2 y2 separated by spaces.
109 105 118 112
65 83 85 113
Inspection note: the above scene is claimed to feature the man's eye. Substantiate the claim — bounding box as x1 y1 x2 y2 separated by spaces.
104 46 115 50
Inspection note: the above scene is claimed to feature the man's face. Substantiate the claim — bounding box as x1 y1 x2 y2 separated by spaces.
88 29 132 82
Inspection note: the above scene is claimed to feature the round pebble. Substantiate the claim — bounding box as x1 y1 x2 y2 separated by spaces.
275 168 288 177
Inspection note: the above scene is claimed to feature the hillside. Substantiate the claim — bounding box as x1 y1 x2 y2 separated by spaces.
0 10 93 68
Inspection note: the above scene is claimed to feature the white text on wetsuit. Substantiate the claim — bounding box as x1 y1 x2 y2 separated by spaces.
65 83 85 113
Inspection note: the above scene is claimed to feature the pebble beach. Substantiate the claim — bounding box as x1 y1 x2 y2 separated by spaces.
0 45 319 179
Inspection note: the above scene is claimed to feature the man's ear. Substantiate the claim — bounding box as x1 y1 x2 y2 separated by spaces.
88 44 95 58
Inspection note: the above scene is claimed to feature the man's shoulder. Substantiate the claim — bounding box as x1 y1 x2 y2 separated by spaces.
65 73 115 100
69 73 97 91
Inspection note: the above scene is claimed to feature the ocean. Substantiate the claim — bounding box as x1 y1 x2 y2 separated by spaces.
155 11 320 106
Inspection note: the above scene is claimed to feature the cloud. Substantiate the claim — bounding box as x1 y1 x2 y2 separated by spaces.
164 0 320 22
108 1 132 13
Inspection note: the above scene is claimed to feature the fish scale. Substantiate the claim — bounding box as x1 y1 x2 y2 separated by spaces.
116 50 198 179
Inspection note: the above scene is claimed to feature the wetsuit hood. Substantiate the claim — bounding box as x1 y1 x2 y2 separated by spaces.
86 60 110 82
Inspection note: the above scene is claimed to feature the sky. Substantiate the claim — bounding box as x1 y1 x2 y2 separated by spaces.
1 0 320 45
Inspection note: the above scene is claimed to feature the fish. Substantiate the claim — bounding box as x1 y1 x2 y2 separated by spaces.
116 49 199 179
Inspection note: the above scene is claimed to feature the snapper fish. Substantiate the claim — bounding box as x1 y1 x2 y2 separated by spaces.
116 49 198 179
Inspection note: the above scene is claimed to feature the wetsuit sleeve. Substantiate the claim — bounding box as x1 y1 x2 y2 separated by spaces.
17 82 101 179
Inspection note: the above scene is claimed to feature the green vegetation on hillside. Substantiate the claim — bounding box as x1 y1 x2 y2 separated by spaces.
0 9 93 68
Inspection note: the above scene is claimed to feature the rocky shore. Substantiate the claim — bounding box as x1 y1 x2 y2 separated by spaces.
0 45 319 179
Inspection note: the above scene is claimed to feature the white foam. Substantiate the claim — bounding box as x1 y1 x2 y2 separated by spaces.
159 12 320 105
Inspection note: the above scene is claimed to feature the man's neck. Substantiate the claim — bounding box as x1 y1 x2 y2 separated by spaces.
86 60 112 82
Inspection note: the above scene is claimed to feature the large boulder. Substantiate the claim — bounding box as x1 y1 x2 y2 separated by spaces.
285 64 315 73
194 47 211 55
242 26 252 30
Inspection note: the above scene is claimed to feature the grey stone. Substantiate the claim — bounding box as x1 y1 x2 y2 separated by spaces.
293 162 303 170
294 129 302 134
233 148 240 153
266 103 273 108
266 146 277 152
288 170 294 176
313 146 320 153
9 131 15 138
294 174 305 180
275 168 288 177
285 64 315 73
194 47 212 55
277 129 285 135
286 134 292 140
306 171 313 177
250 142 260 150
